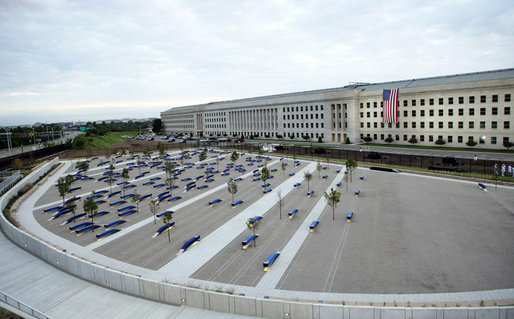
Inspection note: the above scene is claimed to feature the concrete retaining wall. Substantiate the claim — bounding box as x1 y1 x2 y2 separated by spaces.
1 157 512 319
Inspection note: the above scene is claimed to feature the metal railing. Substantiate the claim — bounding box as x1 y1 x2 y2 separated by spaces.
0 290 52 319
0 170 21 196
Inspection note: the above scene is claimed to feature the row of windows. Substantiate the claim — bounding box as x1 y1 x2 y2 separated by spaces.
361 106 511 119
360 121 510 129
284 122 325 129
360 94 512 109
205 118 225 123
361 134 510 145
282 105 324 113
283 113 325 120
205 124 226 129
205 112 226 117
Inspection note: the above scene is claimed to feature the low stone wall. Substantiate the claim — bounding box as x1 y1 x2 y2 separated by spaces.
0 157 512 319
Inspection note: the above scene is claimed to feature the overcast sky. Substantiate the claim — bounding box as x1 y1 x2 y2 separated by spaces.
1 0 513 126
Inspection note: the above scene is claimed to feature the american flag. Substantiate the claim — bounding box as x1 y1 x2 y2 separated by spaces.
382 88 399 123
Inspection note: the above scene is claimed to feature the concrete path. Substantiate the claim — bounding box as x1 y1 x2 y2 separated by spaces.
0 225 262 319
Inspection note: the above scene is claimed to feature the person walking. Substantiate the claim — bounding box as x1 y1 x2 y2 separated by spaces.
501 163 506 176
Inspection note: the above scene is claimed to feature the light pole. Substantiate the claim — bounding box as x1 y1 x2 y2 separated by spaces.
2 128 12 156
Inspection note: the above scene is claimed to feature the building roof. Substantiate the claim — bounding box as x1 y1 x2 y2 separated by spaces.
163 68 514 112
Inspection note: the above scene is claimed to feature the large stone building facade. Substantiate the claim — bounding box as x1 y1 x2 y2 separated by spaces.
161 69 514 148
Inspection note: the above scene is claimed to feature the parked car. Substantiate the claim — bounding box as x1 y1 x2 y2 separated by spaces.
234 138 245 143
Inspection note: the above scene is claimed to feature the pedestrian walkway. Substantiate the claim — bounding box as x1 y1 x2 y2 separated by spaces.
0 226 262 319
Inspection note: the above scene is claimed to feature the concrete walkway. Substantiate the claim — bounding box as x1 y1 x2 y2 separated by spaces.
0 227 262 319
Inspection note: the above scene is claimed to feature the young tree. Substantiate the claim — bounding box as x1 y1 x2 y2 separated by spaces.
246 217 261 247
164 161 176 180
261 165 270 185
57 175 74 206
230 151 239 163
76 161 89 175
65 200 77 223
83 193 98 231
324 188 341 221
317 161 322 178
345 159 358 182
121 168 130 195
107 164 115 193
227 177 238 203
131 192 141 214
163 211 173 242
165 178 176 196
198 149 207 162
149 199 159 224
276 189 283 220
157 141 166 160
281 161 286 178
304 172 312 189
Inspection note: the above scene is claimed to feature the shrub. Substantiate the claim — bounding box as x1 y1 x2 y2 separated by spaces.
345 137 351 144
290 135 295 140
384 136 394 143
408 137 418 144
503 141 514 150
276 134 283 139
466 140 477 147
318 136 323 143
302 135 310 140
362 136 372 143
435 138 446 146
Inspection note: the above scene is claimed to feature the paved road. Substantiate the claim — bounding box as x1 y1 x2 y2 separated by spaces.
245 140 514 161
0 132 80 158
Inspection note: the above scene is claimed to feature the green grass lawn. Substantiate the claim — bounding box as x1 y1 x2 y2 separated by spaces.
73 131 137 150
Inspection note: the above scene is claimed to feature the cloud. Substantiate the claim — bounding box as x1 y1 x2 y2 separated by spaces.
0 0 513 126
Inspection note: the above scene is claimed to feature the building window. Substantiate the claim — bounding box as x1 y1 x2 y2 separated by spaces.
438 109 444 116
448 109 453 116
469 121 474 129
492 94 498 102
491 136 497 144
429 135 433 142
458 121 464 128
412 110 416 117
373 134 377 140
367 112 370 118
429 122 434 128
420 99 425 106
504 137 510 144
373 111 377 117
403 100 408 107
404 110 408 117
469 108 475 116
367 122 370 128
480 95 486 103
505 121 510 129
412 99 416 106
448 122 453 129
479 136 485 144
492 107 498 115
420 122 425 128
367 102 370 108
448 136 453 143
420 110 425 117
448 97 453 104
480 121 486 129
359 112 363 118
506 94 511 102
429 98 434 105
439 98 444 105
459 97 464 104
469 96 475 103
429 109 434 116
403 122 408 128
458 136 463 143
458 108 464 116
373 102 377 108
381 123 385 128
360 122 364 128
380 134 384 140
505 107 511 115
480 108 486 115
420 135 425 142
492 121 497 129
412 122 416 128
403 135 408 141
438 122 443 129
